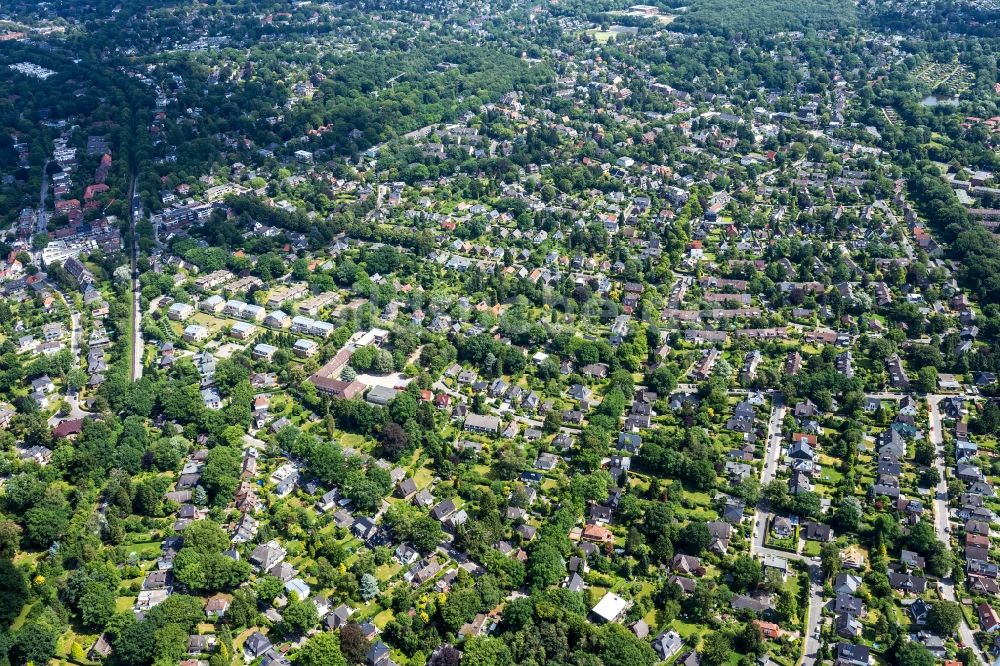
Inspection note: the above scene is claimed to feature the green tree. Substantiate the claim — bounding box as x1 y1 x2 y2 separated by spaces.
255 575 283 604
0 558 28 624
114 620 156 666
410 515 444 553
906 521 939 556
201 446 241 505
12 624 58 665
147 594 205 629
915 366 938 393
736 621 764 656
182 519 230 553
154 623 188 663
977 400 1000 434
791 491 822 518
820 542 841 580
173 549 251 593
675 522 711 555
441 587 481 632
526 543 566 591
79 584 117 630
297 632 347 666
388 392 418 424
925 601 962 635
732 477 761 505
914 440 935 467
600 624 658 666
835 496 861 532
776 588 798 623
360 573 380 601
928 549 955 578
281 595 319 635
24 504 70 548
133 482 162 516
700 631 732 666
894 640 936 666
462 636 514 666
227 587 259 628
728 555 763 592
0 519 22 557
542 409 561 434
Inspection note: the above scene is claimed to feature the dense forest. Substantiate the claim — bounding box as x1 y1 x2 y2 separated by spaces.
672 0 857 35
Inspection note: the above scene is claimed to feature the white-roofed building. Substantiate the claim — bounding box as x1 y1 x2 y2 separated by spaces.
591 592 631 623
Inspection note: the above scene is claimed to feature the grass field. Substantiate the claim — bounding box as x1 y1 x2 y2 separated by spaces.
372 607 395 629
585 25 639 43
376 562 403 581
671 616 705 640
125 540 164 558
412 465 435 489
10 602 33 630
339 432 367 449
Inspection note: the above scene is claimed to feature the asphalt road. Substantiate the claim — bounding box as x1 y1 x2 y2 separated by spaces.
749 394 787 557
46 283 90 423
927 395 987 663
746 395 824 665
128 174 143 381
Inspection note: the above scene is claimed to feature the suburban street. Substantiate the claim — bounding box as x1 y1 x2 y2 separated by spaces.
749 393 787 557
38 163 88 423
802 577 823 666
927 395 987 664
876 200 915 260
30 161 51 266
36 159 51 236
128 173 143 381
46 282 90 422
745 394 823 665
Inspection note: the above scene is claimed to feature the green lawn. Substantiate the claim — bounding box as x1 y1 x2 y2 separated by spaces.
586 29 615 43
375 562 403 581
412 466 435 489
372 607 395 629
188 311 227 333
785 569 803 599
678 506 719 522
340 433 367 448
683 489 713 507
818 465 843 486
671 616 705 640
10 602 33 631
125 540 164 559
